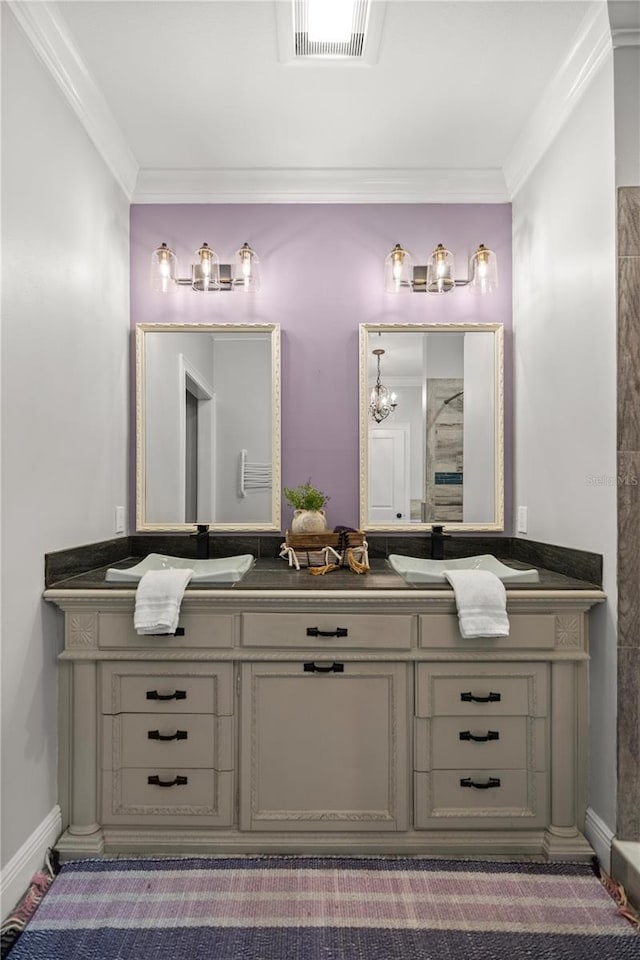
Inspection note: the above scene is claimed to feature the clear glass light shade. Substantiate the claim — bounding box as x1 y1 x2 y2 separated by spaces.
427 243 456 294
384 244 413 293
150 243 178 293
191 243 220 292
468 244 498 295
233 242 261 291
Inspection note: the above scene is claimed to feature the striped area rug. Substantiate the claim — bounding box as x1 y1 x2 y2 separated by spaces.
7 857 639 960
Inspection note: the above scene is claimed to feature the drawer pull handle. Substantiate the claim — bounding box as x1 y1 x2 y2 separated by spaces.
459 730 500 743
306 627 348 638
147 775 188 788
460 777 501 790
303 662 344 673
460 691 501 703
147 730 188 742
146 690 187 701
148 627 185 637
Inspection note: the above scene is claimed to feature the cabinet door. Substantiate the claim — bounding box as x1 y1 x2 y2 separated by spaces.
240 662 408 832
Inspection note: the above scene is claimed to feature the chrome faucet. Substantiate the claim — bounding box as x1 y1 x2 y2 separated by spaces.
194 524 210 559
430 524 450 560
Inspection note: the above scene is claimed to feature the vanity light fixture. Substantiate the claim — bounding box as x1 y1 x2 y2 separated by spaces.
384 242 498 295
150 241 261 293
369 348 398 423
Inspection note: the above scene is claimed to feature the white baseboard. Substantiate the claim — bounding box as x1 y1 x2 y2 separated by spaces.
585 806 615 873
1 805 62 922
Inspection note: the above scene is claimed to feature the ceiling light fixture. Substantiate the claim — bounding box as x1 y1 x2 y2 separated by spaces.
294 0 370 58
307 0 356 43
150 242 260 293
384 243 498 296
369 348 398 424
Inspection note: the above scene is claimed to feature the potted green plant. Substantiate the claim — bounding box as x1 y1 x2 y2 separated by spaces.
283 480 330 533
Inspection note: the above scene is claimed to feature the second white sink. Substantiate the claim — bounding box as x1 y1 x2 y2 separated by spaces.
106 553 255 583
388 553 540 584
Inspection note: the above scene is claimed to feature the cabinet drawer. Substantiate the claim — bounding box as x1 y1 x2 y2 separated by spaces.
100 662 234 716
415 770 548 827
242 613 413 649
419 613 557 650
102 714 234 770
415 663 548 718
101 768 234 826
414 716 546 772
97 611 234 649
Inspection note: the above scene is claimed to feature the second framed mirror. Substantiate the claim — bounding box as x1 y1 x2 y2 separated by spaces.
359 323 504 532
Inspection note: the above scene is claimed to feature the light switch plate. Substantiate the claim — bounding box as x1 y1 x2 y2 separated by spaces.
517 506 528 534
115 506 125 534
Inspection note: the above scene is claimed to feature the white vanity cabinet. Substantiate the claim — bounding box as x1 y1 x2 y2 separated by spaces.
46 586 603 861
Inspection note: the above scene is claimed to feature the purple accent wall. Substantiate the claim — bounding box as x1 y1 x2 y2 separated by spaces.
131 203 512 532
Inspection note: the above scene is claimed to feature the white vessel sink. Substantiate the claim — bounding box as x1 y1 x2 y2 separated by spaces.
105 553 255 584
388 553 540 584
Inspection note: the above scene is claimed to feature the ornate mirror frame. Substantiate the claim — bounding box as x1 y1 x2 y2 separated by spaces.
136 322 281 532
359 322 504 532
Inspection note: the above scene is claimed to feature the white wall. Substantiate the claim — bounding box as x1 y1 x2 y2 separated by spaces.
213 337 272 522
1 6 129 906
512 58 617 833
144 331 215 522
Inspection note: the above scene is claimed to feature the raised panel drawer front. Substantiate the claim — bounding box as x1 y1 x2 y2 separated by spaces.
241 613 413 649
100 662 234 716
101 767 234 826
415 716 547 772
97 611 234 649
102 713 234 771
419 613 556 649
415 770 549 829
415 663 548 718
240 661 408 831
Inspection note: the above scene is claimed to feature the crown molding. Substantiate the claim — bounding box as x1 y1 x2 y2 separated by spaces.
8 0 138 199
132 167 509 204
503 3 613 199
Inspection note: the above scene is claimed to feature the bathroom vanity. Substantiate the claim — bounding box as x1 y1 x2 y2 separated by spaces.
45 559 604 861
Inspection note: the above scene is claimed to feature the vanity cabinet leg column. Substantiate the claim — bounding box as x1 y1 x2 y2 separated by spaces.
57 661 104 856
544 661 590 860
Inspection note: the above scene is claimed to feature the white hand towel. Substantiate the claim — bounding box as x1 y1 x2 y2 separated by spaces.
444 569 509 638
134 568 194 636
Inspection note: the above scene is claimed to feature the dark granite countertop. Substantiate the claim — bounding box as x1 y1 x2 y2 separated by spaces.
44 556 602 593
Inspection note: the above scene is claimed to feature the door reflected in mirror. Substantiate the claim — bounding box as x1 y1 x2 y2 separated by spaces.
136 323 280 531
359 323 504 532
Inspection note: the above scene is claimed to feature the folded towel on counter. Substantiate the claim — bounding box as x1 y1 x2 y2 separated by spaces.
134 568 193 635
444 569 509 639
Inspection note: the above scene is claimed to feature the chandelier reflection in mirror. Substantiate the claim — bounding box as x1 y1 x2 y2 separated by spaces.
151 241 260 293
384 243 498 295
369 348 398 423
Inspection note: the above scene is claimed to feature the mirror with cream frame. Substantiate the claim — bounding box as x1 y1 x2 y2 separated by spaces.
359 323 504 532
136 322 280 531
